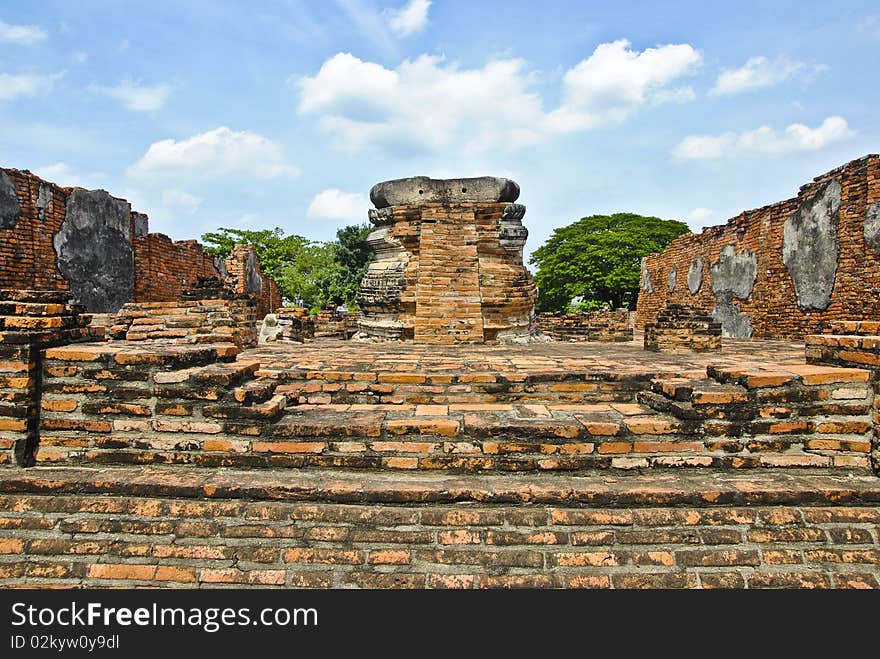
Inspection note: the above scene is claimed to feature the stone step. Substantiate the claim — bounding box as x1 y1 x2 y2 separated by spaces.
261 369 655 406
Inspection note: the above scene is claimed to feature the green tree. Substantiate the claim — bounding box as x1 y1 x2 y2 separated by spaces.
201 224 373 309
276 241 341 309
529 213 690 312
326 223 372 308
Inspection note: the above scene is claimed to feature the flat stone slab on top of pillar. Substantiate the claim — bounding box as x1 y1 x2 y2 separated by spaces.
370 176 520 208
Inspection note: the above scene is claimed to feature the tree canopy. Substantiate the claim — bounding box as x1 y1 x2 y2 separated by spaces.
529 213 690 313
201 224 372 310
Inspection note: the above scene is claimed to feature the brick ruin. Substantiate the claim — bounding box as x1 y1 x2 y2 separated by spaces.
537 311 634 342
644 303 722 353
356 176 540 344
637 154 880 339
0 168 281 318
1 159 880 589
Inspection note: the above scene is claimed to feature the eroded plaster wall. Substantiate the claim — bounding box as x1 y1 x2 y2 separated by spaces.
637 155 880 339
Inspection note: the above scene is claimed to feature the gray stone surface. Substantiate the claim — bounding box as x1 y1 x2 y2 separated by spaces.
710 245 757 338
0 170 20 229
711 292 753 339
370 176 520 208
499 204 528 252
36 185 52 222
132 212 149 238
214 256 228 279
667 266 677 293
782 179 841 311
640 264 654 294
864 201 880 254
243 249 263 295
687 257 703 295
54 189 134 313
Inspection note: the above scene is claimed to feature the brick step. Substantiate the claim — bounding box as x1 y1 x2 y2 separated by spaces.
261 369 655 406
640 378 756 421
706 364 869 389
827 321 880 336
636 391 756 421
233 380 277 405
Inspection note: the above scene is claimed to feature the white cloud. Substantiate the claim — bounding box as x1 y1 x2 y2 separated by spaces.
0 71 61 101
298 40 700 154
73 51 88 64
161 189 202 215
0 19 47 45
306 188 369 221
710 56 805 97
299 52 545 153
546 40 701 132
128 127 299 180
386 0 431 37
34 162 104 189
672 116 855 161
91 78 173 112
688 207 714 222
652 86 696 105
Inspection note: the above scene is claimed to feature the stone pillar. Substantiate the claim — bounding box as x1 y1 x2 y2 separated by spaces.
356 177 540 344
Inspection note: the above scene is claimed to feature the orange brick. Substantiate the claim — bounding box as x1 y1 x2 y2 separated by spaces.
368 550 411 565
41 399 78 412
597 442 632 454
87 564 156 580
251 441 325 454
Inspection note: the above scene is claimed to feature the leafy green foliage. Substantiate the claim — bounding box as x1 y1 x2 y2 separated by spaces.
201 224 373 309
567 298 612 314
324 223 373 310
529 213 690 313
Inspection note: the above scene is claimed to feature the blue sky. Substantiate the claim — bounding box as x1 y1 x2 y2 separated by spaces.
1 0 877 261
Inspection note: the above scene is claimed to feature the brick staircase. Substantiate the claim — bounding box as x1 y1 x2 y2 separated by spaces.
27 340 874 474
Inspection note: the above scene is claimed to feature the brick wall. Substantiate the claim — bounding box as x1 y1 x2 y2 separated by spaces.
0 168 279 318
1 467 878 588
108 299 258 347
225 245 282 319
0 170 69 291
637 155 880 339
132 235 220 303
536 311 633 342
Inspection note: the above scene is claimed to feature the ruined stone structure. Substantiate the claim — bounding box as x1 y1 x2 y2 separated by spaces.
0 168 280 317
537 311 633 342
259 307 315 344
356 177 539 344
637 155 880 339
2 159 880 590
644 303 722 353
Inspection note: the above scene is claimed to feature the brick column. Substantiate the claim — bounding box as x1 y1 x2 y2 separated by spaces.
0 290 88 465
805 320 880 474
414 204 484 343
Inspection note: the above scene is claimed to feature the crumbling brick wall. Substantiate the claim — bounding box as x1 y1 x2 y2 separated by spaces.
636 155 880 339
225 245 282 319
132 235 221 303
0 169 69 291
537 311 633 342
0 168 280 318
